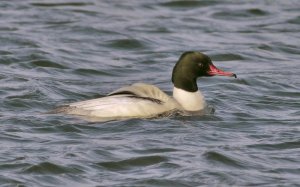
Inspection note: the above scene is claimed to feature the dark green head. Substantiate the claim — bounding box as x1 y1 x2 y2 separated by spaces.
172 51 236 92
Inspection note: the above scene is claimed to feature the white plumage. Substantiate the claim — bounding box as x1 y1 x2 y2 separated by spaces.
55 83 186 120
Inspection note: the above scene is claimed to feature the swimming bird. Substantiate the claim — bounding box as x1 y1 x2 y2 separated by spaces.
53 51 236 121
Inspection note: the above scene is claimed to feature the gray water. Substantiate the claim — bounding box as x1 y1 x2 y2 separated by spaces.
1 0 300 186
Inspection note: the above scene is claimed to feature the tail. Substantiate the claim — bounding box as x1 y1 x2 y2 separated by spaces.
45 105 74 114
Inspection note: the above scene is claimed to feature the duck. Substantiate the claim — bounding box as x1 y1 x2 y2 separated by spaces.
52 51 236 121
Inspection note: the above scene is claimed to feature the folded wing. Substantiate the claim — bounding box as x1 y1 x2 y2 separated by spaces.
52 83 180 119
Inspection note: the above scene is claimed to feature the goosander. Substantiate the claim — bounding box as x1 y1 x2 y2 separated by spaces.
53 51 236 121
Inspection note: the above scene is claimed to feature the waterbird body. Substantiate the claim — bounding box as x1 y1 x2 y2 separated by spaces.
53 51 236 121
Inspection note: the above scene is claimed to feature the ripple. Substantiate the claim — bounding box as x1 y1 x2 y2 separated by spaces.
0 176 24 186
30 2 93 7
0 35 40 49
22 162 83 174
211 53 245 61
212 8 270 20
0 163 30 171
73 68 115 77
247 8 269 16
288 15 300 24
0 26 18 31
0 50 13 55
160 0 218 8
104 39 148 50
248 140 300 151
136 178 196 187
29 59 67 69
54 124 83 133
132 148 178 154
203 151 246 169
97 155 167 171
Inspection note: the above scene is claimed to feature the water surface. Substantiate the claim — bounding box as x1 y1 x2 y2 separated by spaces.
0 0 299 186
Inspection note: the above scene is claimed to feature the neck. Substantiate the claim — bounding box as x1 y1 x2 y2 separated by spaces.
172 77 198 92
173 86 206 111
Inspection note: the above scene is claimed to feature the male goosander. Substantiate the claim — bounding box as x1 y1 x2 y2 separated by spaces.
53 51 236 121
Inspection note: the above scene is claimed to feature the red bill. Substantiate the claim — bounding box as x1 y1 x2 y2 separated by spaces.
207 64 237 78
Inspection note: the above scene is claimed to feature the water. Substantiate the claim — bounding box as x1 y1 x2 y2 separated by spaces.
1 0 299 186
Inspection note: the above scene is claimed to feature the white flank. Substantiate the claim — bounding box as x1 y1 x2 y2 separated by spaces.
63 83 181 119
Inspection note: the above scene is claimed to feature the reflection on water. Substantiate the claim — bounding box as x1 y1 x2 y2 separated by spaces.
0 0 299 186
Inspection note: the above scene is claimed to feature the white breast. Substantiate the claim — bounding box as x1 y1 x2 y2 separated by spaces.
173 87 206 111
